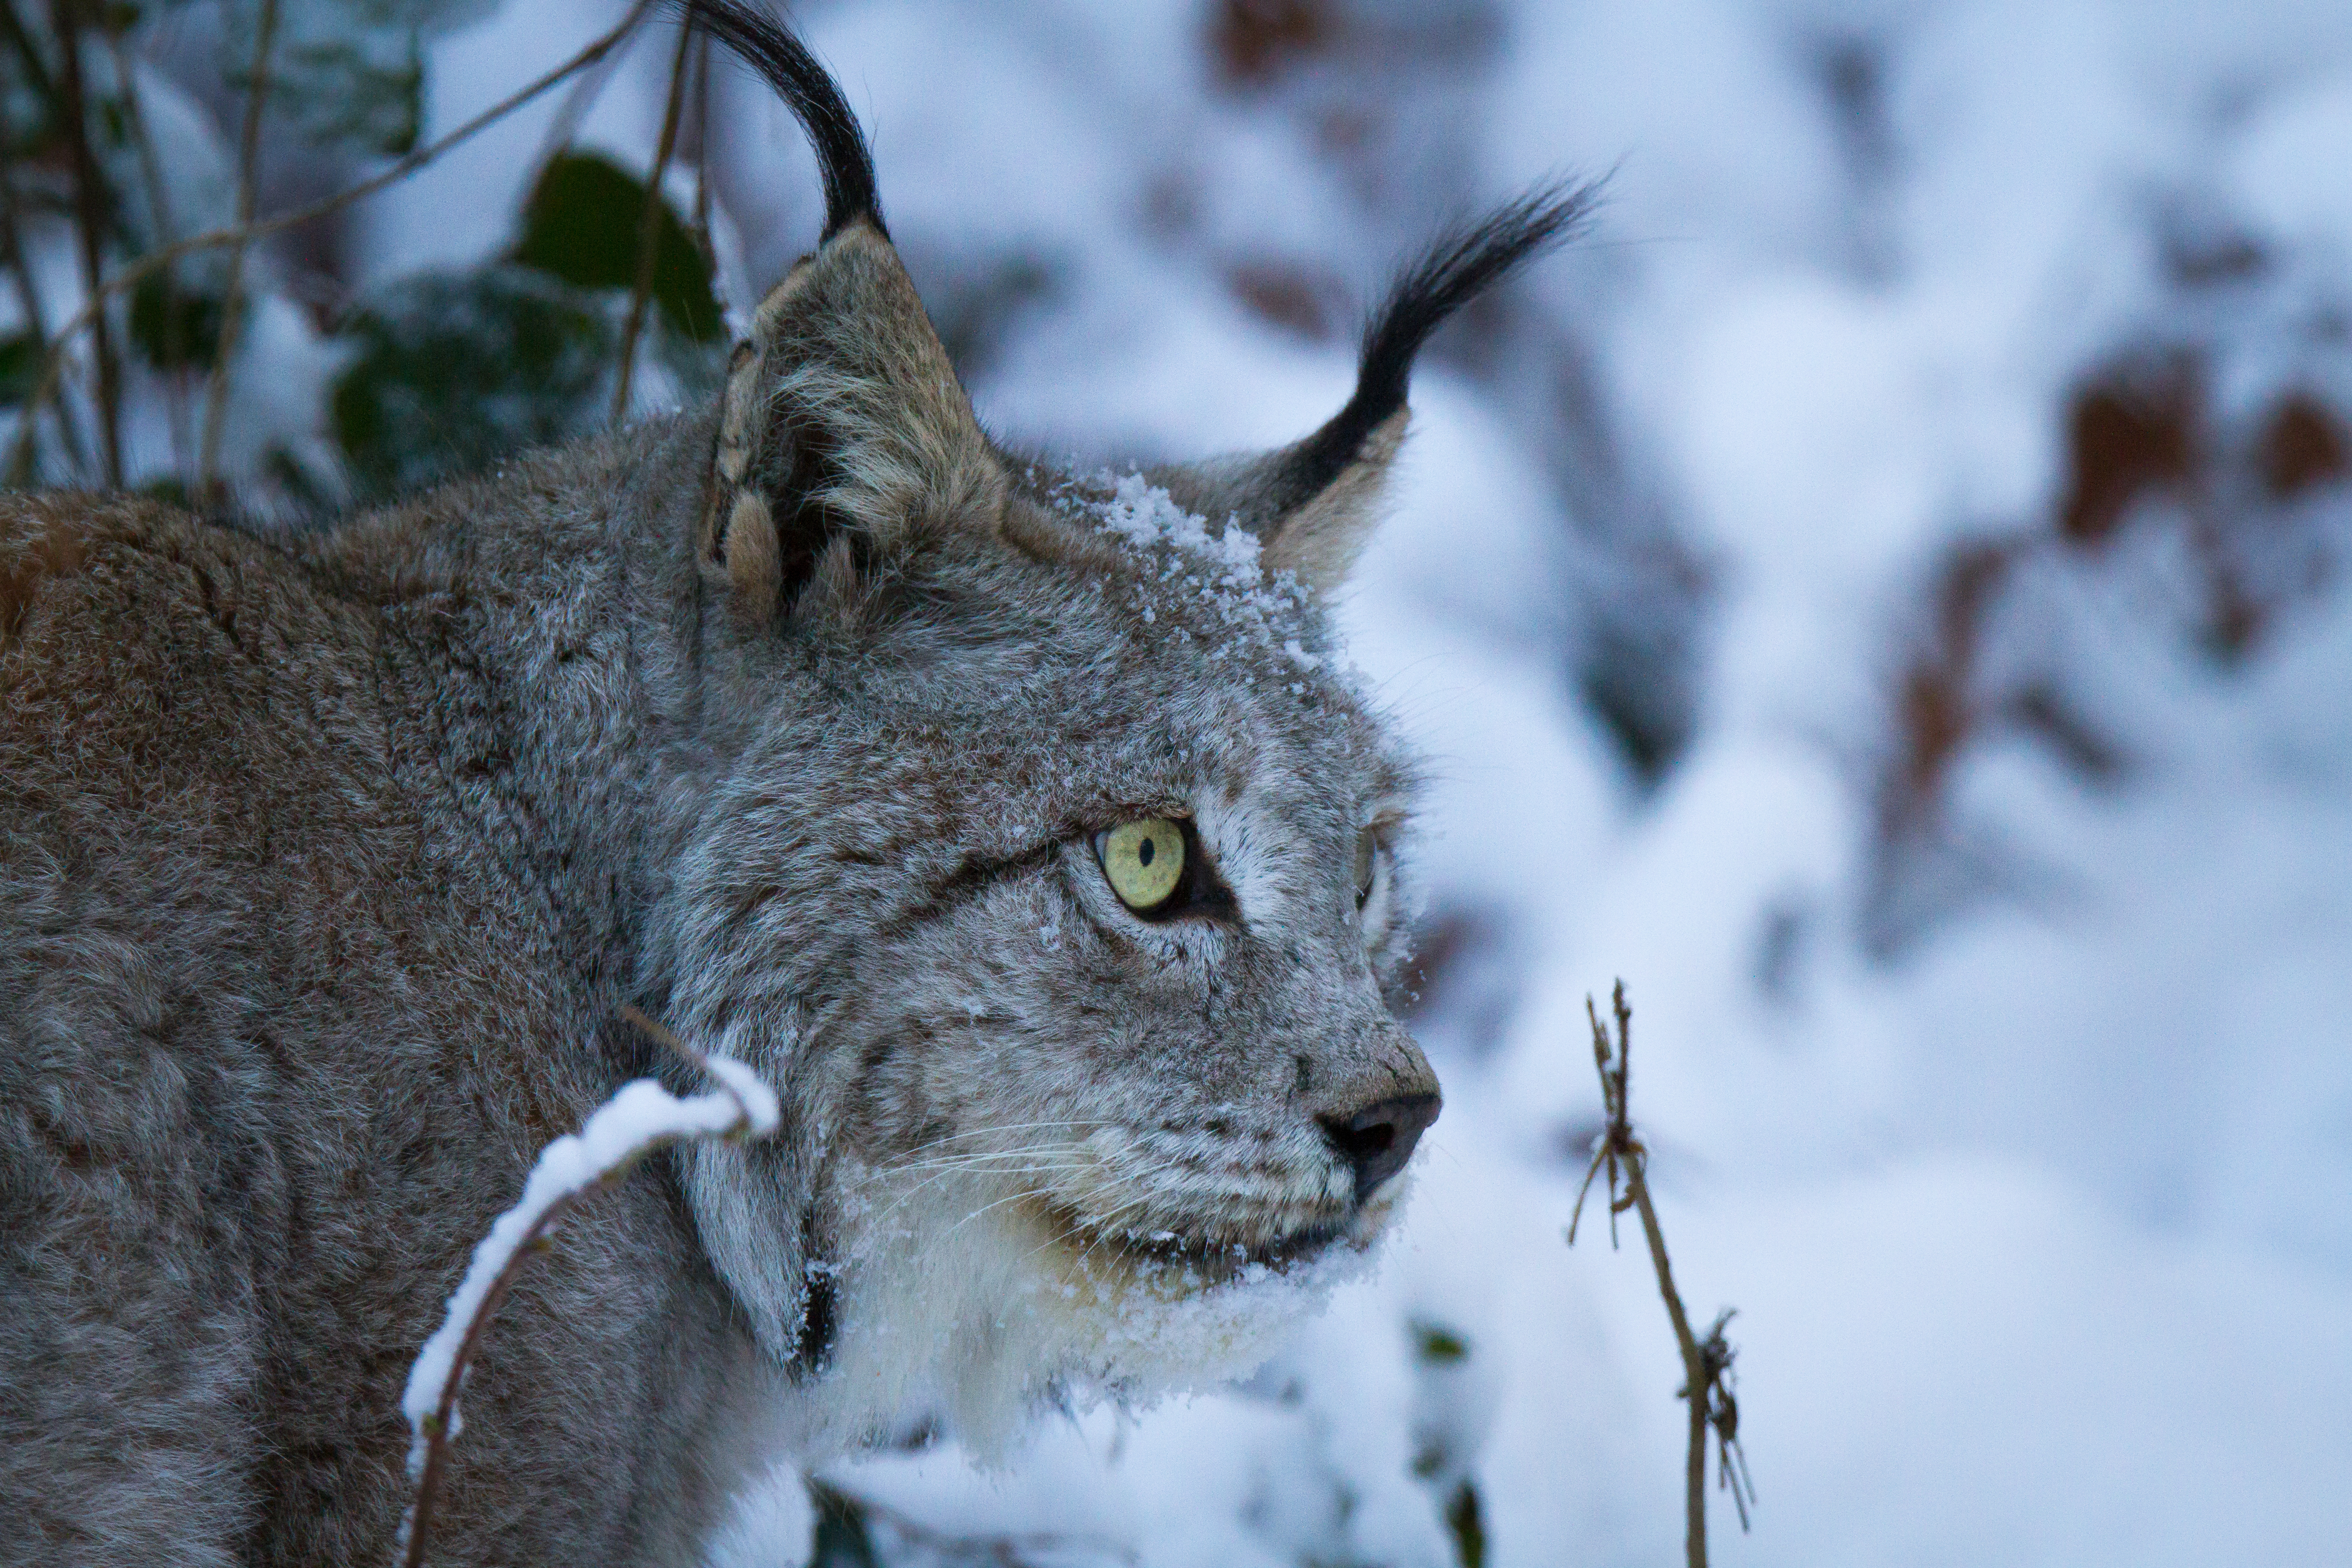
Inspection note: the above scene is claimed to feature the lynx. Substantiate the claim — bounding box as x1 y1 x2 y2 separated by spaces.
0 2 1587 1561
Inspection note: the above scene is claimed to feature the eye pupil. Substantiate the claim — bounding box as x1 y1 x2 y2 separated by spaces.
1100 818 1187 911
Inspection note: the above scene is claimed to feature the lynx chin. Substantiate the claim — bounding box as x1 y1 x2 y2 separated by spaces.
0 1 1592 1561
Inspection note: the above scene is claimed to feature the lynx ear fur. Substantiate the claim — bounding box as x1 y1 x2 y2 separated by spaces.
701 221 1004 628
1153 183 1598 593
684 0 1001 629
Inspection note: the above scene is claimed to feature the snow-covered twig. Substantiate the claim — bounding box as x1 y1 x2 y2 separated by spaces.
394 1008 780 1568
1567 981 1754 1568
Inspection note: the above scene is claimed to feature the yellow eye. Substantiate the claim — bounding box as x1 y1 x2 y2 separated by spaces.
1099 818 1186 911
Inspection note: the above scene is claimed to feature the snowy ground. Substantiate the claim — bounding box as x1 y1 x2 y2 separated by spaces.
394 2 2352 1563
44 0 2352 1561
688 5 2352 1563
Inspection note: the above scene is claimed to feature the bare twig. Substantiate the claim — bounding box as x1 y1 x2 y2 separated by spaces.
395 1007 780 1568
610 13 695 426
686 28 715 279
1566 981 1754 1568
523 0 657 184
50 0 122 486
0 146 89 480
0 4 55 104
196 0 279 500
103 24 193 480
8 0 657 487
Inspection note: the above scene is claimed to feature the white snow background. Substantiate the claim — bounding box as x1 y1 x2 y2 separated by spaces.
428 2 2352 1563
74 0 2352 1562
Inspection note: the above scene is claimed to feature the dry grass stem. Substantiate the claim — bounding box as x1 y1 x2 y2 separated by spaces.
50 0 123 485
1566 980 1754 1568
0 143 88 478
686 30 715 278
197 0 279 499
611 14 697 426
105 25 194 479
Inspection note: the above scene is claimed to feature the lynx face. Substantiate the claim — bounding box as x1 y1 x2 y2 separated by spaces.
656 451 1441 1439
791 489 1427 1262
649 0 1588 1446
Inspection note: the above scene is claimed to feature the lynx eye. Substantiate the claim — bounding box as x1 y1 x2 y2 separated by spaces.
1353 826 1379 909
1098 818 1186 911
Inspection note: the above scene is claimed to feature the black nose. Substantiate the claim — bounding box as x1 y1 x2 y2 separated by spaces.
1319 1093 1441 1203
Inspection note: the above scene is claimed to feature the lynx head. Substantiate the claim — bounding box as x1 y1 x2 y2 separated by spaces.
648 0 1589 1446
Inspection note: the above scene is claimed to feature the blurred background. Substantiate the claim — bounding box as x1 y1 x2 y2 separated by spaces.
7 0 2349 1562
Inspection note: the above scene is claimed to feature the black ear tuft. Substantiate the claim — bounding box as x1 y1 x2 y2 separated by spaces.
677 0 885 241
1276 178 1600 512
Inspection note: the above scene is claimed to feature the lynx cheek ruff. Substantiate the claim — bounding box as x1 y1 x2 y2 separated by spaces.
0 1 1586 1557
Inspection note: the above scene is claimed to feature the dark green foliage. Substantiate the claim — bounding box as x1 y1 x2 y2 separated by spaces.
515 150 724 343
329 264 614 499
806 1480 883 1568
225 0 497 158
137 471 191 506
0 332 36 406
1444 1479 1485 1568
1411 1318 1470 1365
0 5 57 153
325 143 734 501
129 271 231 371
267 29 426 156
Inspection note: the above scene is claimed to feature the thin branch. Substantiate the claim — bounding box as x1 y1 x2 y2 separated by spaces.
522 0 650 186
686 27 715 280
103 23 192 481
196 0 278 500
0 3 56 106
1565 982 1753 1568
0 144 89 480
50 0 122 486
7 0 658 488
397 1007 779 1568
611 14 695 426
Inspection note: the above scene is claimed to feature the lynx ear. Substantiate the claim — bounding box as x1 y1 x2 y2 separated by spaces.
702 222 1002 627
686 0 1002 629
1154 183 1598 593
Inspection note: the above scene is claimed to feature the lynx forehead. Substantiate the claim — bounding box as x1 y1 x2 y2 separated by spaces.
0 0 1591 1560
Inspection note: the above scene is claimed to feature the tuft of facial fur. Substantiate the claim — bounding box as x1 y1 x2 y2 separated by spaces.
0 3 1587 1562
661 454 1431 1449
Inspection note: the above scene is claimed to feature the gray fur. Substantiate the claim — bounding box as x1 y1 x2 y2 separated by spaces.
0 2 1600 1549
0 225 1436 1563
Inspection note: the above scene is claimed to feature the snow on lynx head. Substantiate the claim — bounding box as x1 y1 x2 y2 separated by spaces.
0 0 1591 1558
656 0 1592 1449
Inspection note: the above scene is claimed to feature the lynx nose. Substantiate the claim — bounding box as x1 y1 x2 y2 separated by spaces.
1319 1093 1441 1204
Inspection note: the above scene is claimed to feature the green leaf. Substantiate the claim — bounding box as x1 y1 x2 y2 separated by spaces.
138 472 192 507
514 151 725 344
1446 1479 1487 1568
805 1480 882 1568
0 332 39 407
272 31 425 157
329 263 615 499
1411 1318 1472 1364
223 0 498 158
129 271 234 371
